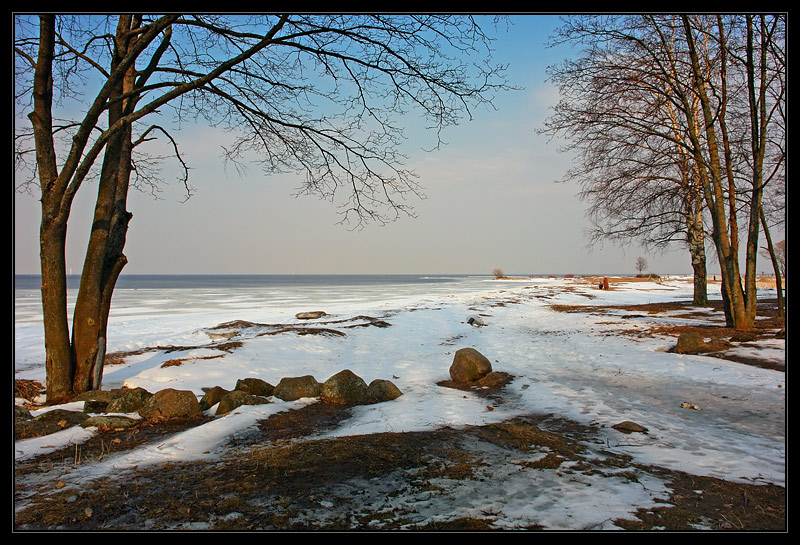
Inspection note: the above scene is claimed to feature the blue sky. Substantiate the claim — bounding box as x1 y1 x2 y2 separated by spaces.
14 15 721 276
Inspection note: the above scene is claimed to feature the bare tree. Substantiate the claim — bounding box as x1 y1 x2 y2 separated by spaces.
542 15 785 326
542 15 710 304
14 14 511 403
635 257 648 276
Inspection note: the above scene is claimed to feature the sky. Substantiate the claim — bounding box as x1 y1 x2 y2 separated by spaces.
14 15 743 277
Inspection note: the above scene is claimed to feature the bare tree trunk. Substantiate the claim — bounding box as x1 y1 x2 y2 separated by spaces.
70 129 132 394
28 16 74 404
40 221 74 403
760 208 784 319
743 15 771 327
71 16 137 394
682 16 750 329
687 206 708 306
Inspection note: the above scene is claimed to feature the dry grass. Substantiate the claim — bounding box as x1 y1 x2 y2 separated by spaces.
14 406 785 531
14 379 44 403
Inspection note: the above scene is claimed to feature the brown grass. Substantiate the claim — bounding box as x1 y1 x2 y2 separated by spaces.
14 379 44 403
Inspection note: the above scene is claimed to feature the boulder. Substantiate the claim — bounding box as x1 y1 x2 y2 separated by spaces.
272 375 321 401
449 348 493 383
296 311 327 320
321 370 369 404
235 377 274 397
467 315 487 327
208 330 238 341
15 405 32 420
72 389 117 403
15 408 90 439
199 386 230 411
83 400 110 413
138 388 202 422
612 421 649 434
673 331 705 354
216 390 271 416
365 379 403 404
82 415 140 430
106 387 153 413
472 371 513 390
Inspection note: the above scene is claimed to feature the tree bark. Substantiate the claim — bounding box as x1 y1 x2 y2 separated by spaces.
71 16 137 394
29 16 74 404
682 16 750 329
687 204 708 306
760 206 784 319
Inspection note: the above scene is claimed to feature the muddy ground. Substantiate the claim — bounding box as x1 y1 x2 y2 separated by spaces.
14 291 786 532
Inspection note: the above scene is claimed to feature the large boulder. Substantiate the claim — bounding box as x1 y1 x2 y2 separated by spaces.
216 390 271 416
321 370 369 404
82 415 140 430
365 379 403 404
673 331 704 353
106 387 153 414
199 386 230 411
15 405 32 420
138 388 202 422
83 400 110 413
235 377 274 397
72 389 117 404
449 348 493 383
272 375 321 401
15 408 90 440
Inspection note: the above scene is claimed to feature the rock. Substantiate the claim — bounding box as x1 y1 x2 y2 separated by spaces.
83 400 110 413
15 409 90 440
235 377 274 397
365 379 403 404
15 405 32 420
467 315 487 327
199 386 230 411
138 388 202 422
673 331 705 354
730 331 759 343
72 390 117 403
612 421 649 434
296 311 327 320
216 390 271 416
321 370 369 404
472 371 513 390
272 375 321 401
449 348 493 383
208 330 238 341
106 387 153 413
82 415 140 430
680 402 702 411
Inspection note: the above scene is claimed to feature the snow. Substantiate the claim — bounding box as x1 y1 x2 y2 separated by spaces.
14 276 786 529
